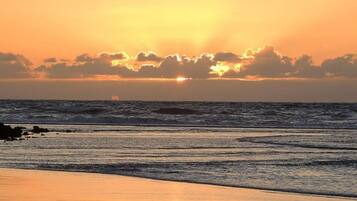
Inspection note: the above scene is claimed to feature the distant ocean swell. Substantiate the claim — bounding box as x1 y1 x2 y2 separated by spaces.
1 100 357 129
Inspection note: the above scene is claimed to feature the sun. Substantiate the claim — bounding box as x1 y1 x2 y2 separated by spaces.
111 95 120 101
176 76 189 82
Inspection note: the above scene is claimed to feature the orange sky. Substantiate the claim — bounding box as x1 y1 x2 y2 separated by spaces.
1 0 357 64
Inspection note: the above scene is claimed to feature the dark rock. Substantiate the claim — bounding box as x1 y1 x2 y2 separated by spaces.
0 123 25 141
22 132 31 136
31 126 50 134
152 108 200 115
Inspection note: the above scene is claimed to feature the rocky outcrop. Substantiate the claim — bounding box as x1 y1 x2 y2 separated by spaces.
1 123 50 141
31 126 49 134
0 123 24 141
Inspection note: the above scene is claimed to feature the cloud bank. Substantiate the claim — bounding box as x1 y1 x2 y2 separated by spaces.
0 52 32 78
1 47 357 80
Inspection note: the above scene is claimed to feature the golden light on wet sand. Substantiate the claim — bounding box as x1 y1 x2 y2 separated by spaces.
0 168 350 201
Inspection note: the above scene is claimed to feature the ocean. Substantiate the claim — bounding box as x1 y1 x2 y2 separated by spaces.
0 100 356 197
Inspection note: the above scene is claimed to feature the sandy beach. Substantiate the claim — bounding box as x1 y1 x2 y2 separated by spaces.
0 168 353 201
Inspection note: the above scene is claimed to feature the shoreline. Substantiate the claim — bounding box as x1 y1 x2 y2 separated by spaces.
0 168 355 201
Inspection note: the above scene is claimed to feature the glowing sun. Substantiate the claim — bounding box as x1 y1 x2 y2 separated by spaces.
176 76 190 82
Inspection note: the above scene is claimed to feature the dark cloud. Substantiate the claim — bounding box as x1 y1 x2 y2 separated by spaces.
0 52 32 78
75 52 128 64
236 46 294 77
132 64 160 78
136 52 163 62
214 52 241 62
293 55 324 78
152 53 216 78
0 52 32 65
44 57 57 63
36 52 133 78
155 54 191 77
187 54 217 78
222 47 341 79
125 54 215 78
321 54 357 77
75 54 95 63
37 60 132 79
98 52 128 61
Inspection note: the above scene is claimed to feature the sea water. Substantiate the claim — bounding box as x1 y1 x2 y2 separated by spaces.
0 100 356 197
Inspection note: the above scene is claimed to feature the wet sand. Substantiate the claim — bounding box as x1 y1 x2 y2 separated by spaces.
0 168 353 201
